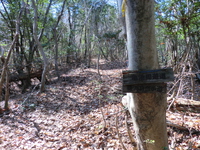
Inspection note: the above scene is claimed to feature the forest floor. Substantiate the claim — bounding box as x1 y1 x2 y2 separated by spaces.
0 59 200 150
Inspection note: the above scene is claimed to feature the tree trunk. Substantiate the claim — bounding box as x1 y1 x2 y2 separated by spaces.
31 0 49 93
4 68 9 111
125 0 168 149
0 33 19 113
53 29 60 80
52 0 66 81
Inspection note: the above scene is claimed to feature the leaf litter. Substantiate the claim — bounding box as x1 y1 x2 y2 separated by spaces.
0 60 199 150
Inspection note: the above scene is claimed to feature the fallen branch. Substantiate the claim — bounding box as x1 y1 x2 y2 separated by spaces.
169 98 200 112
166 120 189 131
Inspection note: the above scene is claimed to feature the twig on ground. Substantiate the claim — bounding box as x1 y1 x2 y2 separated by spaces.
100 107 107 127
116 115 127 150
167 97 176 110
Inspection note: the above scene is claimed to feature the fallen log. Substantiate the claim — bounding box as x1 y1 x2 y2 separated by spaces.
174 98 200 112
9 70 42 82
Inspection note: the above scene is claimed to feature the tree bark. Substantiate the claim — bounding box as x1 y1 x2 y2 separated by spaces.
4 68 9 111
31 0 49 93
125 0 168 149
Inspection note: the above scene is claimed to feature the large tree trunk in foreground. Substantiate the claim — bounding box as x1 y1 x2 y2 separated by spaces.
125 0 168 149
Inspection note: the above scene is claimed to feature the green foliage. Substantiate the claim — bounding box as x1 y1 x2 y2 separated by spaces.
102 30 122 39
144 139 155 144
155 0 200 68
37 0 49 5
0 43 7 47
155 0 200 36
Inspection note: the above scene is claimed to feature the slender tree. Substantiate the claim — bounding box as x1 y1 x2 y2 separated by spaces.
31 0 49 92
53 0 67 80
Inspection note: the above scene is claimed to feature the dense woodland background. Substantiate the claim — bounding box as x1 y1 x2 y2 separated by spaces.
0 0 200 149
0 0 199 94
